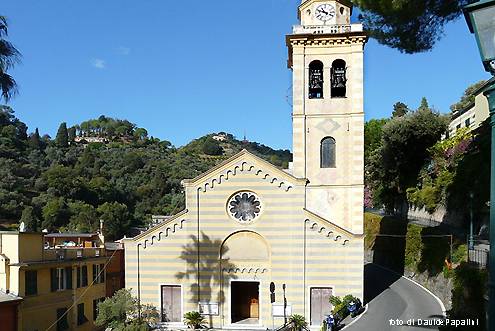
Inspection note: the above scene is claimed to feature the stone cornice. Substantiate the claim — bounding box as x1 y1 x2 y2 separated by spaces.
286 32 368 68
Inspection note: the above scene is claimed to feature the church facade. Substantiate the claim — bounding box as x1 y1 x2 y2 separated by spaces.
123 0 368 328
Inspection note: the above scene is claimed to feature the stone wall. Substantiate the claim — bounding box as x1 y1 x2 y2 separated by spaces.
404 268 453 311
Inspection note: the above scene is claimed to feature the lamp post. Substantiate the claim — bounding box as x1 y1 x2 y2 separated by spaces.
464 1 495 329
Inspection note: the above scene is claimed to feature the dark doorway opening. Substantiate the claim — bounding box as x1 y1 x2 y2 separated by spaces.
231 281 259 324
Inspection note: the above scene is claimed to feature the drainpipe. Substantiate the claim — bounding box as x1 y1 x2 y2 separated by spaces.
196 188 201 304
137 243 142 321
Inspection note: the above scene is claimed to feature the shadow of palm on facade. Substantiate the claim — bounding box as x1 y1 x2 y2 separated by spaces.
175 232 238 328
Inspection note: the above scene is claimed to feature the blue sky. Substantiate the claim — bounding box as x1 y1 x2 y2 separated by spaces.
2 0 491 150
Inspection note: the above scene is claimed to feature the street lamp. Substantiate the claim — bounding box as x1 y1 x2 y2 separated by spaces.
464 1 495 329
464 0 495 74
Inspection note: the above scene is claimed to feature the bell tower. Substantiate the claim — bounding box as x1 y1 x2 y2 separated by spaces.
287 0 368 233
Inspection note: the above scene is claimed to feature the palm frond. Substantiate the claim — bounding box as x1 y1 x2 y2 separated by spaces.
0 16 8 37
0 40 21 70
0 70 18 102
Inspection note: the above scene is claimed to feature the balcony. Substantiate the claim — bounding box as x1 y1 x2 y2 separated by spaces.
292 23 363 35
43 247 103 262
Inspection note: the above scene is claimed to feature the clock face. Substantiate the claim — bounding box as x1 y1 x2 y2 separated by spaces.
315 4 336 22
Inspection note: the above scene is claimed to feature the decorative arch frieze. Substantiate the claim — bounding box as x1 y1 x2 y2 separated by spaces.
222 267 268 274
305 218 351 246
137 218 187 249
198 161 294 193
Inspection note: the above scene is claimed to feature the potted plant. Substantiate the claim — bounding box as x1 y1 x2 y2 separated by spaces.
183 311 206 329
288 314 308 331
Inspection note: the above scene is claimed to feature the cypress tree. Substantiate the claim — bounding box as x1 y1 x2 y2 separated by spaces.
68 126 76 142
55 122 69 147
30 127 41 149
20 206 39 232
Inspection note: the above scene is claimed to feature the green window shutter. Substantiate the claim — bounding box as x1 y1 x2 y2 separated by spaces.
100 264 105 282
76 267 81 288
50 268 57 292
82 266 88 287
92 264 97 283
65 267 72 289
25 270 37 296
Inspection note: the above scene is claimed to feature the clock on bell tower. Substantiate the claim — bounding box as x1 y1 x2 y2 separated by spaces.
299 0 352 26
287 0 368 233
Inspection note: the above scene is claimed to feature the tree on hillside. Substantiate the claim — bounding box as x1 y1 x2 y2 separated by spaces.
392 102 409 118
354 0 469 53
450 80 487 112
42 197 69 230
133 127 148 141
20 206 39 232
418 97 430 111
55 122 69 147
68 126 76 142
97 202 130 241
368 99 448 213
201 137 223 156
0 16 21 102
29 128 41 149
364 118 388 163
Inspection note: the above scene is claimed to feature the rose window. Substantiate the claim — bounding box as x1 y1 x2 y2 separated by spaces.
228 192 261 222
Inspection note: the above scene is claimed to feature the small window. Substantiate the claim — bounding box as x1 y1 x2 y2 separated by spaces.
77 266 88 288
465 118 471 127
456 124 461 130
56 308 69 331
93 264 105 284
331 59 347 98
25 270 37 296
77 303 87 325
321 137 336 168
309 60 324 99
51 267 72 291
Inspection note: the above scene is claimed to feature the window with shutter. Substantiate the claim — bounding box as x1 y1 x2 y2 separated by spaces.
51 268 58 292
77 303 87 325
25 270 37 296
65 267 72 289
82 265 88 287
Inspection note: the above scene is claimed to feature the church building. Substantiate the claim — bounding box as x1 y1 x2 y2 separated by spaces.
123 0 368 328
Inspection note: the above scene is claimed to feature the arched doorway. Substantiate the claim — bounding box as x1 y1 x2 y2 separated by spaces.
220 231 270 325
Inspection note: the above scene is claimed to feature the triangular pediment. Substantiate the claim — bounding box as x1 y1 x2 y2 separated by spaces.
181 149 307 192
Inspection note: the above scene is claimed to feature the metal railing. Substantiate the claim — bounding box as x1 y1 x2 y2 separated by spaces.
292 23 363 35
468 247 489 268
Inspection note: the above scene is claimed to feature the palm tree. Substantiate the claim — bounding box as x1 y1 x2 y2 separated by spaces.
0 16 21 102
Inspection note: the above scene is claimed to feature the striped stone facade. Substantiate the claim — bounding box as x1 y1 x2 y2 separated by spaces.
124 1 367 328
124 152 364 329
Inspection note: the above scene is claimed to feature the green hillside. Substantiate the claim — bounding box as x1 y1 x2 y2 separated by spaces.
0 107 292 240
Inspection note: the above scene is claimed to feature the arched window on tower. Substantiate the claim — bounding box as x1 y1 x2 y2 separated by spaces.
331 59 347 98
309 60 324 99
321 137 336 168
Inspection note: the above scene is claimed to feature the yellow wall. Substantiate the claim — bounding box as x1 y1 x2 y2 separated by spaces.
19 261 107 331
